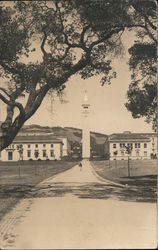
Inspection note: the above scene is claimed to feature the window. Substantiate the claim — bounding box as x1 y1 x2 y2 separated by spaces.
35 144 38 148
34 150 39 159
43 150 47 157
18 145 21 149
152 143 155 147
51 144 54 148
28 144 31 148
12 144 14 149
27 150 31 158
113 144 116 149
144 151 147 157
136 151 139 157
121 151 124 156
144 143 147 148
120 143 125 148
50 150 54 157
43 144 46 148
8 151 13 161
135 143 140 148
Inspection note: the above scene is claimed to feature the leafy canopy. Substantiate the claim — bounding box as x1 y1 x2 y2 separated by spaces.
0 0 156 150
125 0 157 130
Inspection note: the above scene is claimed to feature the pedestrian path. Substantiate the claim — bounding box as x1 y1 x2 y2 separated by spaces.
40 159 102 185
0 160 157 249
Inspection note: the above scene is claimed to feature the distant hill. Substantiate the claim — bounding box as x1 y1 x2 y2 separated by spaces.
20 125 109 159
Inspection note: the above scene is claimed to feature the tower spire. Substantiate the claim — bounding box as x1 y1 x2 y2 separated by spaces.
84 90 88 103
82 90 90 117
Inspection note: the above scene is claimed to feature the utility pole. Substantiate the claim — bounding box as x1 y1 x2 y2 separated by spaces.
17 144 23 178
109 153 111 168
125 145 132 177
127 155 130 177
113 150 118 168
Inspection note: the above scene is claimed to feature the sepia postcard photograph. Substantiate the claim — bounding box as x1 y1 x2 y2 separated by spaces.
0 0 157 249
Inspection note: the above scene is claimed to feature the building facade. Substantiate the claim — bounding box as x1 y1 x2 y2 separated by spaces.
109 132 157 160
0 134 68 161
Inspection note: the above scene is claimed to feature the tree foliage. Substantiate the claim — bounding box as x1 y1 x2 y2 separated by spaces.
0 0 157 151
125 0 157 130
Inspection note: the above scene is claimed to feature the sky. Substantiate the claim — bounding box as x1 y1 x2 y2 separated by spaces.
0 24 153 135
25 31 153 135
26 65 153 135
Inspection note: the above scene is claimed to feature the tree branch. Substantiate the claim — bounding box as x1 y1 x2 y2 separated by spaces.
25 84 50 119
41 29 49 57
80 25 90 50
0 93 10 106
132 3 157 31
89 27 124 51
144 19 157 44
0 92 25 115
0 87 11 98
131 2 157 44
0 61 20 75
14 102 25 115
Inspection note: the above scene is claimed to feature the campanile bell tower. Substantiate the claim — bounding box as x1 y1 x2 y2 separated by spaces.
82 90 90 159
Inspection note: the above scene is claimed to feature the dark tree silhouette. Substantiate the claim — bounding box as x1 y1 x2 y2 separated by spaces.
125 0 157 130
0 0 157 151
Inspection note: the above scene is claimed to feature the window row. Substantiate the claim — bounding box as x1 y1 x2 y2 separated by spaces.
113 151 148 157
113 143 147 149
8 143 54 149
27 144 54 148
27 150 55 158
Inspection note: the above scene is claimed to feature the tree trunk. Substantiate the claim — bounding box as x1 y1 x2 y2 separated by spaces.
0 85 49 152
0 114 25 151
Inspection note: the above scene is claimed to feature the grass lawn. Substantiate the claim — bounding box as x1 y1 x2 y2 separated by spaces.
0 161 77 221
91 159 157 188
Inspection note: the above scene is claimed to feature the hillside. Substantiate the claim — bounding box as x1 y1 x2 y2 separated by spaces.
20 125 109 159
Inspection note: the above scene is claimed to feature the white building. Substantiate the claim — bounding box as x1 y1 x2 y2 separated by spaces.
0 134 68 161
109 131 157 160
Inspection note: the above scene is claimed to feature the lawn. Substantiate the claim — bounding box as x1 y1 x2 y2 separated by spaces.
0 160 77 221
91 159 157 188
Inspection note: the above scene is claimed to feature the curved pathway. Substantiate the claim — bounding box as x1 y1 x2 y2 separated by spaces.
0 160 157 249
41 159 101 183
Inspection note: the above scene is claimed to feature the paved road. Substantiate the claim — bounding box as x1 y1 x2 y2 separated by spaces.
0 160 157 249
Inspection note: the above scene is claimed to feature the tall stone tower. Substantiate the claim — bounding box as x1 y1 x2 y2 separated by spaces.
82 90 90 159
